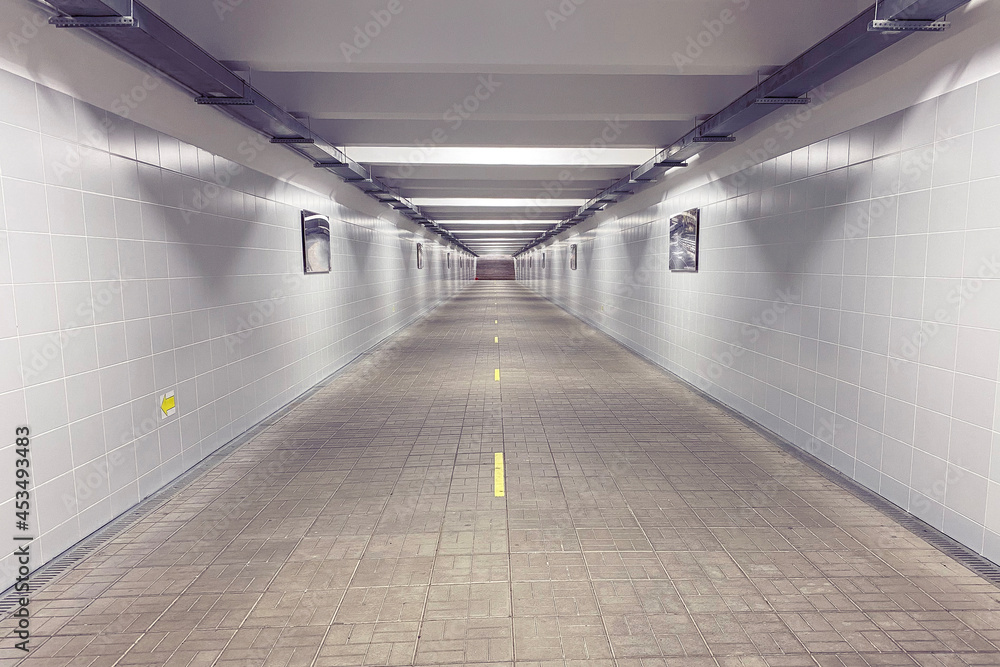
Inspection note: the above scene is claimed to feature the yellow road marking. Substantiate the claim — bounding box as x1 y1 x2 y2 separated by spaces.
495 336 499 343
495 319 498 324
495 368 500 381
494 453 505 497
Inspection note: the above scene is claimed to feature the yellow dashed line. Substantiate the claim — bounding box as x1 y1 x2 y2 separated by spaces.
495 336 499 343
495 368 500 382
494 453 505 497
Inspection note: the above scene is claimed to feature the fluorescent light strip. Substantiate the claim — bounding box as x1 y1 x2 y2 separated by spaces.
438 220 555 225
449 230 541 235
411 197 587 207
346 146 657 166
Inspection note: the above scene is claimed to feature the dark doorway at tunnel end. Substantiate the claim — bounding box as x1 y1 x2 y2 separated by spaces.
476 256 516 280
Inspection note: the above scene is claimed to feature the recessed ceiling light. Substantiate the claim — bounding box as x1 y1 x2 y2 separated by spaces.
437 220 556 225
410 197 587 207
345 146 657 166
451 230 541 235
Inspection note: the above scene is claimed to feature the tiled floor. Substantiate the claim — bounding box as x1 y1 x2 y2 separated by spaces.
7 282 1000 666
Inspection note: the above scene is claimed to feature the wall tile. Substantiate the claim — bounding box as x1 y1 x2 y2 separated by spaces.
36 87 77 142
14 283 59 334
3 178 48 232
970 125 1000 179
66 371 103 422
956 327 1000 380
0 286 14 339
952 373 997 429
0 123 44 182
936 83 977 139
0 70 38 130
901 99 937 150
974 72 1000 130
24 379 68 433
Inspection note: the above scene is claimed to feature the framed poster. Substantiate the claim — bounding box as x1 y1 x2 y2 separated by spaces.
669 208 700 272
570 244 578 270
301 210 331 274
416 243 424 269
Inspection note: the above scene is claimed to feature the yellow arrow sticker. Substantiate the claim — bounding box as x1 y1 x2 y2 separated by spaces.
494 453 505 497
159 391 176 420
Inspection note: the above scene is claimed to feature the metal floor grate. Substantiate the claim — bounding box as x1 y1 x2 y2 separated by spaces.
791 453 1000 588
694 384 1000 589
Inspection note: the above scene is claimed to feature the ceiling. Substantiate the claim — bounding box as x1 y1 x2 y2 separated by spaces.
145 0 869 255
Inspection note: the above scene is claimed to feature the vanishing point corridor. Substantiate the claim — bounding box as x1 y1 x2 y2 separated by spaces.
10 283 1000 667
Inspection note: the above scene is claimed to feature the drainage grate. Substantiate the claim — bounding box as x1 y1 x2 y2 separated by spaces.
702 393 1000 588
0 494 169 615
817 467 1000 587
0 439 240 617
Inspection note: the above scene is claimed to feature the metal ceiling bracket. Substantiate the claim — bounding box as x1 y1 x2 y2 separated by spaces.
195 96 255 105
870 0 950 31
692 135 737 143
754 97 812 104
50 15 135 27
868 19 950 30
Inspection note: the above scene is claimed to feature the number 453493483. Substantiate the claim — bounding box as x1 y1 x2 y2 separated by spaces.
14 427 30 528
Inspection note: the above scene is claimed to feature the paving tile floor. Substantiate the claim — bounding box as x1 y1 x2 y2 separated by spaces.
6 282 1000 666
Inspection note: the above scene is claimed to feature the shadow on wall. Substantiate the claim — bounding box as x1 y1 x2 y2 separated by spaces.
476 255 515 280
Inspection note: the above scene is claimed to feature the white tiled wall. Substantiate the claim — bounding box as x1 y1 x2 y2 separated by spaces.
519 73 1000 563
0 67 474 587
